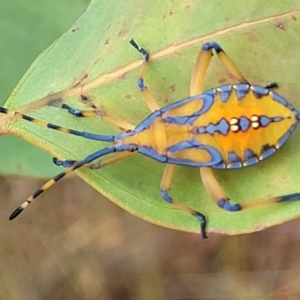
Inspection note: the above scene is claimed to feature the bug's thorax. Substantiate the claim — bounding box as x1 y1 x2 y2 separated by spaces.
115 113 169 155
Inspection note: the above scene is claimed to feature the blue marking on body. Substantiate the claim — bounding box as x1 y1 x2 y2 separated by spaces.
187 115 199 126
244 149 259 166
218 119 230 135
273 116 283 122
166 139 222 167
135 110 162 131
205 124 216 135
168 140 193 153
279 193 300 202
164 116 189 125
162 94 214 125
260 116 271 127
228 151 241 163
260 145 276 160
234 84 250 100
276 131 291 148
217 199 241 211
217 85 232 102
239 116 250 131
290 124 296 133
197 127 206 134
161 189 172 203
213 162 226 169
138 146 167 162
295 110 300 122
227 162 242 169
270 91 287 106
204 88 217 97
228 151 242 168
196 118 229 136
251 85 269 97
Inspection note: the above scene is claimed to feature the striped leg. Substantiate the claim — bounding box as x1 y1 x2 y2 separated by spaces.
0 107 116 142
9 145 135 220
200 167 300 212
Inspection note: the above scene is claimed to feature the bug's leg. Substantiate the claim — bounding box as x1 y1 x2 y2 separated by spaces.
9 145 136 220
264 82 278 89
190 42 249 96
130 39 160 112
0 107 118 142
200 167 241 211
160 164 208 239
53 151 135 169
61 104 136 131
200 167 300 211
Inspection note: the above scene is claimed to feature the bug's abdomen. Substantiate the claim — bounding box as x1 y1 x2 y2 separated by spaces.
192 85 299 168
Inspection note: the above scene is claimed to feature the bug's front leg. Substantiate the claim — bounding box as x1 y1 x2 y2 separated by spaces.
130 39 160 112
160 164 208 239
61 104 136 131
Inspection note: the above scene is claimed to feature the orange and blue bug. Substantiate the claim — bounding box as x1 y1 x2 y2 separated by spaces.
2 40 300 238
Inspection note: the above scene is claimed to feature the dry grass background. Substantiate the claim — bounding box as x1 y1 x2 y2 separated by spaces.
1 175 300 300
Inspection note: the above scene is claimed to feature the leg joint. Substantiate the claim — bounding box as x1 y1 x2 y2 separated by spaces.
137 78 146 90
62 104 84 117
160 188 172 203
129 39 149 62
217 198 241 212
201 41 223 53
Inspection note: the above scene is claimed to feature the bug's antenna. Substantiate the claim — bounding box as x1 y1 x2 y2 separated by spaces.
0 107 115 142
9 146 119 220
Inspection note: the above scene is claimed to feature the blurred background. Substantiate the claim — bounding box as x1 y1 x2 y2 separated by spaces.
1 1 300 299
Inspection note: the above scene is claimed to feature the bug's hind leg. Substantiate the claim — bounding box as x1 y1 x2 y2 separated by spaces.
200 167 300 212
130 39 160 112
190 42 249 96
160 164 208 239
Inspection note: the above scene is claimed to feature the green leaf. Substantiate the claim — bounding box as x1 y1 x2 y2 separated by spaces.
2 0 300 236
0 0 87 177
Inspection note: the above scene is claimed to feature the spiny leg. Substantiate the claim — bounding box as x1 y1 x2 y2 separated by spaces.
53 151 135 169
61 104 136 131
0 107 115 142
200 167 300 212
129 39 160 112
190 41 249 96
160 164 208 239
9 145 136 220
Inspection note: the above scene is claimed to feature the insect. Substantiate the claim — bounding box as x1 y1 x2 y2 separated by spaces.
2 40 300 239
